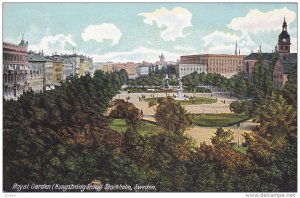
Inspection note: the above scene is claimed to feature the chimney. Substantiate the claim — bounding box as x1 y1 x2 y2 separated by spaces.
259 45 262 53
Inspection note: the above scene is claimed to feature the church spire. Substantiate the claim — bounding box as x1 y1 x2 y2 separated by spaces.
282 17 287 31
19 34 26 46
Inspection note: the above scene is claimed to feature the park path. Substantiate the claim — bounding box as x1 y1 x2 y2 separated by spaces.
114 91 258 145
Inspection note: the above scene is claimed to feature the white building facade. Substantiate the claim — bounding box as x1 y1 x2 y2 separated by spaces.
178 63 207 78
28 63 44 93
136 65 150 76
3 41 30 100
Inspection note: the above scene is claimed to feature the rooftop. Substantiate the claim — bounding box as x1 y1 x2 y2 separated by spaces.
27 53 51 62
280 53 297 74
243 53 275 61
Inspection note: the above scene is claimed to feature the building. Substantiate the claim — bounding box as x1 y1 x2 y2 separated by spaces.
49 55 63 84
136 64 150 76
3 39 30 100
65 54 81 76
178 56 207 78
273 53 297 88
28 63 44 93
86 57 95 76
124 62 138 79
79 55 93 76
112 62 138 78
243 52 274 77
28 51 54 87
112 63 126 71
110 62 138 78
205 54 246 76
60 54 93 77
243 18 297 88
94 62 114 73
61 57 73 80
96 63 114 73
179 50 246 78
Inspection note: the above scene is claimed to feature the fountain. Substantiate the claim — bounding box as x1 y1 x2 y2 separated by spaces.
163 74 170 89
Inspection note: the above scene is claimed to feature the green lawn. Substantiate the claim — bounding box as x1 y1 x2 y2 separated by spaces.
193 113 249 127
110 119 158 136
233 146 248 154
145 97 217 105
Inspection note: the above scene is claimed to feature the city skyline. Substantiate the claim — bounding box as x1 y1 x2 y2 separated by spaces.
3 2 298 63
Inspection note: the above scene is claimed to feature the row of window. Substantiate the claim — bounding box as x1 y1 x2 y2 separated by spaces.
30 70 40 76
3 74 27 83
3 54 26 62
209 62 240 66
180 67 206 72
181 59 242 65
274 73 283 79
210 59 241 64
208 67 236 73
3 86 25 97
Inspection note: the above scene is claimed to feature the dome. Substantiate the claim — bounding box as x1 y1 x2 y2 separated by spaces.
278 30 290 42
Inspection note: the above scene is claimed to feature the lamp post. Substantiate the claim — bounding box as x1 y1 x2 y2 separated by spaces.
216 110 218 127
237 122 241 147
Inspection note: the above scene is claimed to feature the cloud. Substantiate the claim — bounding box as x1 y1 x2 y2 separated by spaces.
203 31 240 47
81 23 123 46
138 7 192 41
91 47 181 62
228 7 296 33
29 33 77 55
202 30 257 55
174 45 197 52
203 44 236 54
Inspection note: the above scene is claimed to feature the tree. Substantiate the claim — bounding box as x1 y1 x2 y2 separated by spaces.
230 72 249 97
244 92 297 192
154 97 193 134
211 128 234 149
109 99 143 131
281 63 297 109
3 70 127 191
230 100 252 115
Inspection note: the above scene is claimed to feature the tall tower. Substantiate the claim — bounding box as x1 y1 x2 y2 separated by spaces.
159 53 165 63
278 17 291 56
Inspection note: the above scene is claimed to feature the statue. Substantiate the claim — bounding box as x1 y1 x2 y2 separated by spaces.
175 78 188 100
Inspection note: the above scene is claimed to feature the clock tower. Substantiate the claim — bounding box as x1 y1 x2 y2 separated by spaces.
278 17 291 55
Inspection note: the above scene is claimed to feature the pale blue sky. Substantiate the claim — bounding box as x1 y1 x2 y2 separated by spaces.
3 3 298 62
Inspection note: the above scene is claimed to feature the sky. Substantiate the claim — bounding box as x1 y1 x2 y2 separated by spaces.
3 3 298 63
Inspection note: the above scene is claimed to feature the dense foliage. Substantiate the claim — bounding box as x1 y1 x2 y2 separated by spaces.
3 70 128 191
